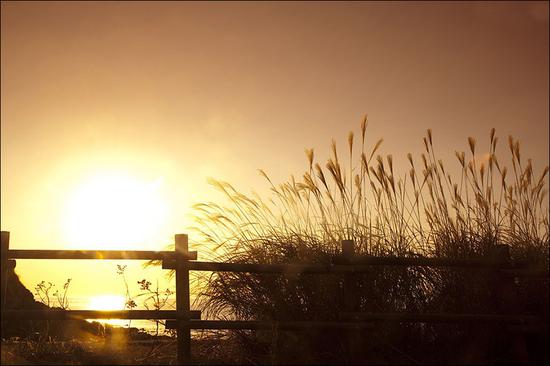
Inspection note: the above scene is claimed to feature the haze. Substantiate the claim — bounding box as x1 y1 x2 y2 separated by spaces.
1 1 548 299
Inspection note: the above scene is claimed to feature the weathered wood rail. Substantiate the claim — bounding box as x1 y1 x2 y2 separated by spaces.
1 230 547 365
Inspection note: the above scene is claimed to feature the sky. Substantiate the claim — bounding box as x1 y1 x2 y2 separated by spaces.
1 1 549 303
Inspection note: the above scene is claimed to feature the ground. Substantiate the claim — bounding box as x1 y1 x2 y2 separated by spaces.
1 332 248 365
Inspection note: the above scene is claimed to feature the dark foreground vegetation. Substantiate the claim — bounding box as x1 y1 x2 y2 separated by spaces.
190 120 549 365
1 332 252 365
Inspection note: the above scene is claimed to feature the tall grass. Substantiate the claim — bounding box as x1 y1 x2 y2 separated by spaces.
190 118 549 364
193 119 548 259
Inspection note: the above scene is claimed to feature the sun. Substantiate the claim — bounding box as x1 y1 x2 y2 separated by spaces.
88 294 126 311
87 294 128 327
63 172 167 249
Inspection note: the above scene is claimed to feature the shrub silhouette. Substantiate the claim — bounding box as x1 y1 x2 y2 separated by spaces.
191 118 549 364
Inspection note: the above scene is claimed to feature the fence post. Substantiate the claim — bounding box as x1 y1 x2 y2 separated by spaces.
175 234 191 365
1 231 10 312
342 240 359 364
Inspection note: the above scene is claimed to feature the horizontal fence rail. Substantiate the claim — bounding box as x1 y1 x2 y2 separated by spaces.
7 251 546 277
183 260 548 277
189 320 379 330
332 255 535 269
3 310 201 320
163 313 541 331
339 312 540 324
6 249 197 261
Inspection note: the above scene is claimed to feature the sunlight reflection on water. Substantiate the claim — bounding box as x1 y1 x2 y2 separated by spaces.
68 296 168 334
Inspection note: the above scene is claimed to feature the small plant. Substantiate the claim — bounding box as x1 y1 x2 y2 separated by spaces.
135 279 174 336
116 264 136 329
34 278 72 310
31 279 72 343
34 281 54 308
114 265 178 363
55 279 72 310
116 264 176 336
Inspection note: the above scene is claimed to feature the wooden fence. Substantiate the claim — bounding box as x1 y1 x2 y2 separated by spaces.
1 231 547 364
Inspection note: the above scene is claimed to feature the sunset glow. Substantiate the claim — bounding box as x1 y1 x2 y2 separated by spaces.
62 173 167 249
87 294 125 311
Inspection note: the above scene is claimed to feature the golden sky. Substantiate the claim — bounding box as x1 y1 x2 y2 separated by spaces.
1 1 548 301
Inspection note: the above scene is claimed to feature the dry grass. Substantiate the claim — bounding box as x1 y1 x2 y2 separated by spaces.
187 117 548 364
192 119 548 261
1 332 260 365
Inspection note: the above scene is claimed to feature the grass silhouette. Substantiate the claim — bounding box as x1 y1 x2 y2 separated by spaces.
190 117 549 364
